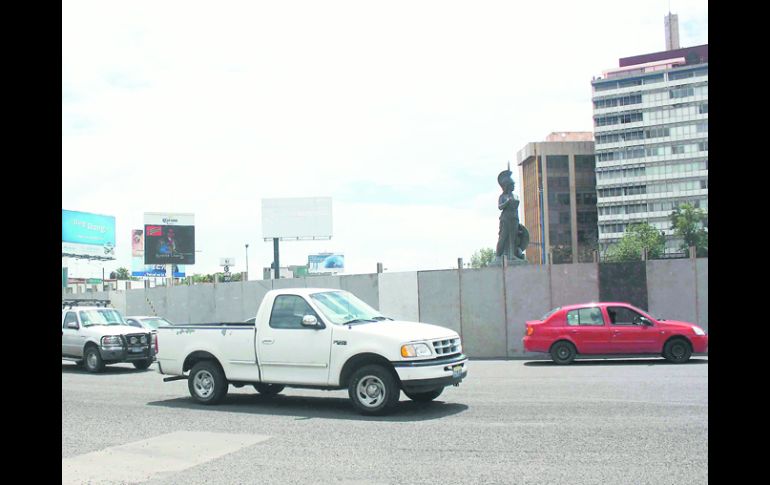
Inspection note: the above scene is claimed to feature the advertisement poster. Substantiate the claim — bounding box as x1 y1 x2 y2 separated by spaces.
307 253 344 274
131 229 144 257
143 213 195 265
62 210 116 259
131 257 185 278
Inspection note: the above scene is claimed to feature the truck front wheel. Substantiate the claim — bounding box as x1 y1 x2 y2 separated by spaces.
188 361 228 405
83 346 105 373
348 365 400 416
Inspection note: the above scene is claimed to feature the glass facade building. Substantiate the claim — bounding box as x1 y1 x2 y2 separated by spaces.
591 45 708 255
517 136 598 264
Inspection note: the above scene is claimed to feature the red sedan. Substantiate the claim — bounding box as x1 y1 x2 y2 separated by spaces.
522 302 708 364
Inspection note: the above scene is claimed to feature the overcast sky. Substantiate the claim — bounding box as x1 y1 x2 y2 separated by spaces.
62 0 708 279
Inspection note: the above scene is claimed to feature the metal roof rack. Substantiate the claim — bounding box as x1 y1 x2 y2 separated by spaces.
62 299 112 309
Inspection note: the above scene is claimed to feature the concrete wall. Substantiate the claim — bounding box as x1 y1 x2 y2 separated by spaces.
417 270 461 335
695 259 708 331
505 264 552 358
646 259 697 325
378 271 419 322
341 274 379 309
63 259 708 358
460 267 507 358
549 263 600 308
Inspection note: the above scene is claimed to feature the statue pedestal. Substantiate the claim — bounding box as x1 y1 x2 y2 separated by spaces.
491 256 528 267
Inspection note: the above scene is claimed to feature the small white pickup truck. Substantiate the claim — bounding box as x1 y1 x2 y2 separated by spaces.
156 288 468 415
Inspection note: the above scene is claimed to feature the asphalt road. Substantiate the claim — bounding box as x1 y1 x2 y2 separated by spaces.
62 358 708 485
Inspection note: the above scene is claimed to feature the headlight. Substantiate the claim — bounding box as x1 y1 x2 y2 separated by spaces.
101 335 122 347
401 343 432 358
692 326 706 336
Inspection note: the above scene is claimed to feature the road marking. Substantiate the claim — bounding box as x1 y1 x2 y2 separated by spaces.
62 431 270 485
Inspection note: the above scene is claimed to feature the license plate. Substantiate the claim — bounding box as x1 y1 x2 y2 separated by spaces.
129 347 144 353
452 365 462 378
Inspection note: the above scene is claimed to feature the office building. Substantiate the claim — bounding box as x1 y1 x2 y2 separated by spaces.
591 43 708 255
516 133 598 264
665 13 680 50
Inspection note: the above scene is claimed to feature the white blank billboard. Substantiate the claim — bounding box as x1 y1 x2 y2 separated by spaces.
262 197 332 240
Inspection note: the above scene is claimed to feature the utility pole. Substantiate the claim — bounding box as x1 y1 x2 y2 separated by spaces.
273 238 280 279
245 243 249 281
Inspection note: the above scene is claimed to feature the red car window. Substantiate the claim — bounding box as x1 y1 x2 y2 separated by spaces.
566 307 605 326
606 306 645 325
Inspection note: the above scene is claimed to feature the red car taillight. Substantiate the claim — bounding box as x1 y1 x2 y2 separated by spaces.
526 326 534 336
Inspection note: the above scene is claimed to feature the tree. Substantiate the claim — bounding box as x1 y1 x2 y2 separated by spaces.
605 222 666 262
670 203 708 256
115 267 131 280
470 248 496 268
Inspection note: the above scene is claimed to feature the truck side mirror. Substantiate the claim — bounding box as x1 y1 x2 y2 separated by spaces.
301 315 320 328
67 322 79 330
639 317 653 327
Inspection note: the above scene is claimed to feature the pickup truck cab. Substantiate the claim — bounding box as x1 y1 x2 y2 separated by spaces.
157 288 468 415
62 300 155 372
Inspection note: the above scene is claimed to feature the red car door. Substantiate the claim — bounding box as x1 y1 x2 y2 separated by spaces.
564 307 613 354
605 305 659 353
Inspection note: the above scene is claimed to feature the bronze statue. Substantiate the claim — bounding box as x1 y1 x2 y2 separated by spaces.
495 168 529 262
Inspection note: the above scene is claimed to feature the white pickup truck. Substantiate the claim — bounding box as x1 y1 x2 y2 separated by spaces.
156 288 468 415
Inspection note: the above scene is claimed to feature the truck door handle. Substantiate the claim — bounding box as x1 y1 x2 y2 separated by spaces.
261 339 274 345
570 330 578 334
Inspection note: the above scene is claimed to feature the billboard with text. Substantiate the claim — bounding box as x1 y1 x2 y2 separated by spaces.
62 210 116 259
143 213 195 265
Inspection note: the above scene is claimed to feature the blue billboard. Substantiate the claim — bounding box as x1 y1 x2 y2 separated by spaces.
131 257 186 278
308 253 344 274
62 210 116 259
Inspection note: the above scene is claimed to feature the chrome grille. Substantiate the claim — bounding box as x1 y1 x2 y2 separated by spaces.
432 338 461 356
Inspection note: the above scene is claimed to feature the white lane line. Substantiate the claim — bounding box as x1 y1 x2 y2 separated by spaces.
62 431 270 485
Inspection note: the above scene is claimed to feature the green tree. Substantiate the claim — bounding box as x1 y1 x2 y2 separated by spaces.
192 273 215 283
115 267 131 280
670 203 708 256
470 248 496 268
605 222 666 262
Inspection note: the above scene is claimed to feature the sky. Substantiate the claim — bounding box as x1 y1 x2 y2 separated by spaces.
62 0 708 279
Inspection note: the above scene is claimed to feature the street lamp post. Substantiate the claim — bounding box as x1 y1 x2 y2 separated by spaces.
245 243 249 281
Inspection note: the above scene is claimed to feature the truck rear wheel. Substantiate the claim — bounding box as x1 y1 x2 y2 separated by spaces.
253 383 285 396
188 361 228 405
348 365 400 416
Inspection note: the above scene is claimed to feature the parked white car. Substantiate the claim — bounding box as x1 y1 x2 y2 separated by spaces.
126 316 175 362
157 288 468 415
62 300 155 372
126 315 175 331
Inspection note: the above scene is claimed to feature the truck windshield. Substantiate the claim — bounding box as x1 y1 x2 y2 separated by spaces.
310 291 385 325
79 309 127 327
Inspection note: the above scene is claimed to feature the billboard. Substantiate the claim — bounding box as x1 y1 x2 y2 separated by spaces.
131 257 186 277
262 197 332 240
130 228 185 277
132 229 144 257
62 210 116 259
144 213 195 265
308 253 344 274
